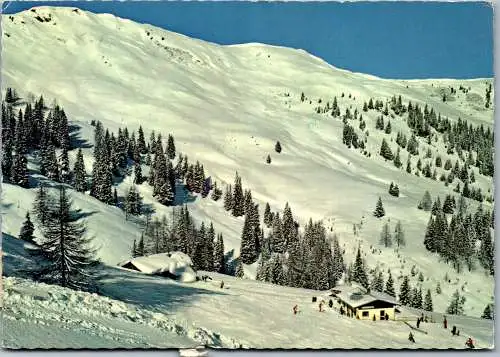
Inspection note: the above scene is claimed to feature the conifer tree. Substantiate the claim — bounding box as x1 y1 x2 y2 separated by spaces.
234 260 245 278
481 304 494 320
19 212 35 243
33 184 53 225
399 275 411 305
352 247 370 290
167 134 176 160
406 155 412 174
131 239 138 258
380 222 392 247
270 213 286 253
134 162 143 184
223 184 233 211
59 146 71 184
211 182 222 201
73 148 87 192
371 270 384 292
379 138 393 160
384 271 396 297
394 220 405 248
384 120 392 134
240 212 258 264
214 233 225 274
275 141 282 153
446 289 466 315
125 185 143 219
232 172 245 217
137 234 145 257
479 230 494 275
373 197 385 218
436 282 442 294
332 234 345 283
264 202 272 227
36 186 97 291
418 191 433 211
137 126 147 154
393 147 402 168
424 289 433 312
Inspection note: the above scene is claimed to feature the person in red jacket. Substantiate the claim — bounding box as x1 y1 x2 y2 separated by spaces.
465 337 475 349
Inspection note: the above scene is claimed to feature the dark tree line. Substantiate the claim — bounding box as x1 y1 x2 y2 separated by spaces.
423 193 494 275
132 205 227 274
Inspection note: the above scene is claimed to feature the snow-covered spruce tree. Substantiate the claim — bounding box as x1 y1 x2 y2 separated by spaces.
211 181 222 201
379 138 393 160
380 222 392 247
481 304 494 320
134 162 143 185
352 247 370 291
373 197 385 218
36 185 97 291
371 270 384 292
393 147 402 168
446 289 466 315
424 289 433 312
431 197 442 216
232 172 245 217
73 148 87 192
332 234 345 283
137 234 145 257
90 122 113 204
167 133 176 160
275 141 282 153
223 184 233 211
443 195 455 214
203 222 215 271
264 202 272 227
479 229 494 276
389 182 400 197
214 233 225 274
131 239 138 258
137 126 147 154
235 260 244 278
282 202 298 251
243 189 253 215
125 185 143 219
11 124 29 187
399 275 411 306
19 212 35 243
414 287 423 309
418 190 432 211
2 134 14 180
59 145 71 184
240 212 258 265
384 271 396 297
394 220 405 248
270 212 286 253
33 184 53 225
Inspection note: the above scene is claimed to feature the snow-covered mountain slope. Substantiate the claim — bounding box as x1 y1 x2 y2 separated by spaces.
1 3 494 331
2 234 494 349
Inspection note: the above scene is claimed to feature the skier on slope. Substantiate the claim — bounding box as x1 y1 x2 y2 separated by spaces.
465 337 475 349
443 316 448 329
293 305 298 315
408 332 415 343
318 301 324 312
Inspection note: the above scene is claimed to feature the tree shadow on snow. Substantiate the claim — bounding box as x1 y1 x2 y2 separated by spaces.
69 124 92 149
96 267 227 312
174 182 196 206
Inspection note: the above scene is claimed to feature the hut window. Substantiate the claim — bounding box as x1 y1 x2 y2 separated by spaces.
362 311 369 317
380 310 385 316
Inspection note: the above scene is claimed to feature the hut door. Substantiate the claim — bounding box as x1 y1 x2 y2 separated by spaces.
380 310 385 319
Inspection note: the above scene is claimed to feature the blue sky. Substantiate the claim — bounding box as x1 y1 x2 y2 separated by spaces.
3 1 493 79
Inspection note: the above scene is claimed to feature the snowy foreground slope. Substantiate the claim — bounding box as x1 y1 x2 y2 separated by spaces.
0 6 495 348
2 234 494 349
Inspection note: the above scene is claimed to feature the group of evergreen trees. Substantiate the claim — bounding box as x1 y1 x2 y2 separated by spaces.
422 192 494 275
2 92 71 188
132 205 226 273
379 220 405 248
256 215 345 291
397 275 434 311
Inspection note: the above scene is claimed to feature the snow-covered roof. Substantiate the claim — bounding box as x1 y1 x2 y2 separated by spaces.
119 252 197 283
335 285 398 309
